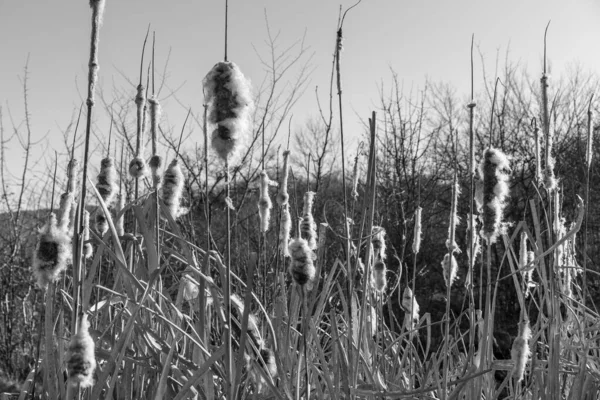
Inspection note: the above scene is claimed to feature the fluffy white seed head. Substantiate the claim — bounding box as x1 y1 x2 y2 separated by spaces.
479 148 510 244
258 170 275 233
288 238 316 288
300 191 317 250
511 319 531 383
162 159 186 220
67 159 80 194
279 204 292 257
441 253 458 288
32 213 72 289
96 157 118 207
371 226 387 261
115 194 125 236
351 153 360 200
83 210 93 259
412 207 423 254
203 61 253 163
276 150 291 206
149 155 164 189
58 192 74 233
67 315 96 388
129 156 149 179
445 178 461 253
372 259 387 294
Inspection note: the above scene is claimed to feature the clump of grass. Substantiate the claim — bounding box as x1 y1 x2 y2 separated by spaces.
32 213 72 289
300 191 317 250
66 315 96 388
203 61 253 163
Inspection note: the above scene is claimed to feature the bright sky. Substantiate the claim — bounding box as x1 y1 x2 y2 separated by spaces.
1 0 599 208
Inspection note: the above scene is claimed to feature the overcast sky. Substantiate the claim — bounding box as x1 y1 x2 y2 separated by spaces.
1 0 599 208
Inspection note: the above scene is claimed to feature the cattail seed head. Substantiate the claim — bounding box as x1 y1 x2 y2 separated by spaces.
402 287 420 335
445 177 461 253
149 155 163 188
58 192 74 232
412 207 422 254
300 191 317 250
258 170 275 233
182 274 199 302
162 159 185 220
96 157 118 207
288 238 316 288
66 315 96 388
372 259 387 294
67 159 80 194
32 213 72 289
276 150 291 206
95 209 108 236
83 210 93 259
479 148 510 244
466 213 481 268
371 226 386 261
351 153 360 200
203 61 253 163
148 96 161 141
115 194 125 236
511 319 531 383
129 156 148 179
279 204 292 257
441 253 458 288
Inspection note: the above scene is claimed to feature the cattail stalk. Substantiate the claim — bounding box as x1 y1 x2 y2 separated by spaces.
583 94 593 309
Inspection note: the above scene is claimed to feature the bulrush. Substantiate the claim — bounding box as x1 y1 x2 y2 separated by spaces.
276 150 291 206
162 158 185 220
441 253 458 288
67 159 80 194
149 155 163 188
510 318 531 383
479 148 510 243
83 210 93 259
402 287 420 335
95 210 108 237
58 192 74 232
115 194 125 236
372 258 387 294
96 157 117 207
32 213 71 289
66 315 96 388
248 347 277 394
288 236 316 289
371 226 386 261
351 152 360 200
129 157 148 179
445 177 461 253
277 151 291 256
203 61 253 163
466 213 481 268
258 170 276 233
300 191 317 250
412 207 422 254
